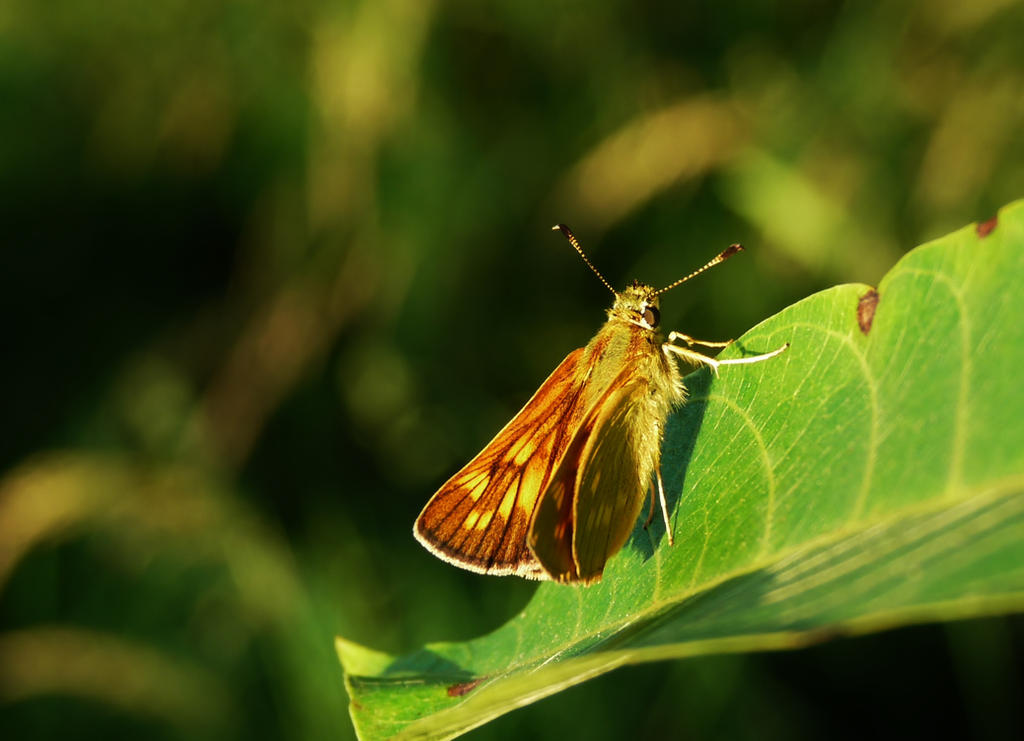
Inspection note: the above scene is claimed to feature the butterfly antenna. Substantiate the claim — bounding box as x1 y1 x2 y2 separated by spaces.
655 244 743 295
552 224 616 295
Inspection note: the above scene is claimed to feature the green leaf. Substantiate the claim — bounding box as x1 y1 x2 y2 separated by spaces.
338 200 1024 741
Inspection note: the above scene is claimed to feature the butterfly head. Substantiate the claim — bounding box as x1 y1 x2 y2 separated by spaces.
610 281 661 331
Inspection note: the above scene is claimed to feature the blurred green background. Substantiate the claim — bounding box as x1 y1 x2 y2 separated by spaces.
2 1 1023 739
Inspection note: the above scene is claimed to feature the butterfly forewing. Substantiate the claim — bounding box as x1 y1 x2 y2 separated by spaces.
414 347 593 578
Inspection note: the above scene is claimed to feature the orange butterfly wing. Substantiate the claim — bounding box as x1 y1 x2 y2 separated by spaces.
414 347 594 579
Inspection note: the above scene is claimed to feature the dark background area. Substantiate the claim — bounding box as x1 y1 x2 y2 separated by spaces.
1 1 1023 739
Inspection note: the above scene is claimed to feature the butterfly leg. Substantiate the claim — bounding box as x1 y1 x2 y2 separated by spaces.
662 342 723 374
667 331 733 349
716 343 790 366
664 338 790 374
656 466 674 546
643 472 674 546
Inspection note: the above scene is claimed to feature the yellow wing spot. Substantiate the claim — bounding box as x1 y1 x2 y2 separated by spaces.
513 443 533 466
461 473 489 501
516 465 545 513
463 509 481 529
472 509 494 531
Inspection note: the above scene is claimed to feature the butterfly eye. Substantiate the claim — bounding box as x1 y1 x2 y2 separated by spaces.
643 306 660 328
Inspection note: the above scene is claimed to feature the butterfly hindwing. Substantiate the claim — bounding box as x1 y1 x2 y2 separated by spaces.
414 347 594 578
529 370 651 584
570 378 652 582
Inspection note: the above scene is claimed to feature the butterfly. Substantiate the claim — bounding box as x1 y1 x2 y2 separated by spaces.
414 225 788 584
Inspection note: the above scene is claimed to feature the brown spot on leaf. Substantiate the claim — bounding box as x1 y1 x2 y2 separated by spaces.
446 678 483 697
976 216 998 238
857 289 879 335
